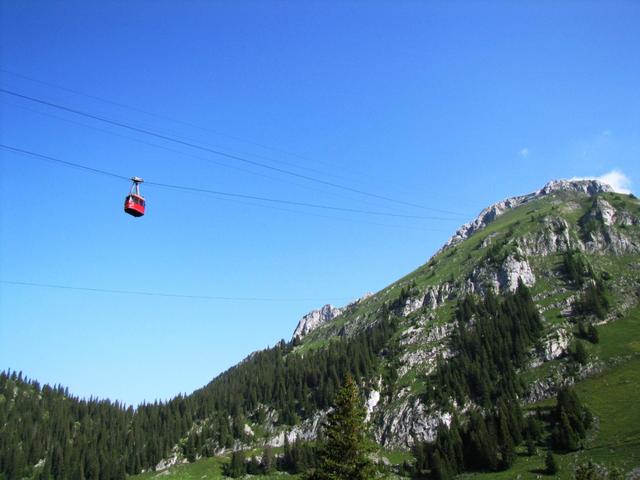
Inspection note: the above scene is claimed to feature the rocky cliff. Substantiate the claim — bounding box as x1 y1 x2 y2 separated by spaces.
292 304 343 340
292 293 373 340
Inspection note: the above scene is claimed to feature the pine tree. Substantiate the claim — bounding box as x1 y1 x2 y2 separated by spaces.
247 456 261 474
525 434 536 456
587 324 599 344
261 445 274 473
572 340 588 365
225 450 246 478
553 410 579 451
307 376 374 480
282 434 293 472
430 451 451 480
528 411 544 438
545 451 558 474
51 447 64 480
552 387 590 451
496 408 516 469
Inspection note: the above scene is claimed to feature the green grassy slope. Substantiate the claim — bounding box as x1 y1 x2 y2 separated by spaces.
131 456 300 480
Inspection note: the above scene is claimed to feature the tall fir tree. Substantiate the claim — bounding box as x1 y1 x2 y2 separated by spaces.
545 451 559 475
307 376 374 480
225 450 246 478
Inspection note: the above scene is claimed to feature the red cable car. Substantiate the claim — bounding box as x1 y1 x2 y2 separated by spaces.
124 177 145 217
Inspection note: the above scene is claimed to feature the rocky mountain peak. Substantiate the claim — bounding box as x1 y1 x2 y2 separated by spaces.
292 304 343 340
536 179 614 196
441 179 614 251
292 292 373 340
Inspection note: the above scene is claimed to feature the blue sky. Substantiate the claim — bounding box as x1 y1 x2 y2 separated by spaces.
1 0 638 406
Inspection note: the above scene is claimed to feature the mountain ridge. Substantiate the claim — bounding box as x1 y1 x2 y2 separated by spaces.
291 178 619 342
440 179 613 252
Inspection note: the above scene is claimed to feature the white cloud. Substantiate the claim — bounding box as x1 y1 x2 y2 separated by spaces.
570 169 632 194
597 170 632 194
518 148 529 158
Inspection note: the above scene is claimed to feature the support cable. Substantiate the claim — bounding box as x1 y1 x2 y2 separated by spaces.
0 279 352 303
0 144 458 221
0 88 465 216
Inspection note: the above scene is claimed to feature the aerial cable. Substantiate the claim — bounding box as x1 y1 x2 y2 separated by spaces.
0 87 443 212
144 180 449 220
192 195 450 232
1 100 415 211
0 68 423 184
0 280 353 303
0 144 458 221
1 99 314 186
2 70 354 183
0 144 129 181
0 67 328 168
0 88 465 216
0 104 441 229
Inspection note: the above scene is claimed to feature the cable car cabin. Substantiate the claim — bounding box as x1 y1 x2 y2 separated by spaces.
124 177 145 217
124 194 146 217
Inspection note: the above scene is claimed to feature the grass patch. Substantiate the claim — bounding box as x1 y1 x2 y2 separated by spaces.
131 456 300 480
131 457 225 480
572 358 640 470
591 305 640 360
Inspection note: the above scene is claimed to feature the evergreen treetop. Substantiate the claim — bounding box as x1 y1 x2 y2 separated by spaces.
307 375 374 480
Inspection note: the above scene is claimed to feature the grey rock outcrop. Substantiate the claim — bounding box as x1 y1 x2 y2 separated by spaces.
593 197 617 226
398 348 445 378
518 216 576 256
402 296 424 316
376 394 451 448
523 374 567 404
398 322 453 378
366 388 381 421
266 411 326 447
581 200 640 254
618 210 640 226
293 304 343 339
542 326 571 361
584 227 640 255
498 255 536 292
423 283 451 310
155 448 187 471
399 283 452 317
538 179 613 196
292 292 374 340
464 254 535 295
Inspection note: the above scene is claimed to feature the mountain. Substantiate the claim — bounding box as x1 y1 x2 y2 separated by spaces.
285 179 639 447
292 179 617 344
2 179 639 479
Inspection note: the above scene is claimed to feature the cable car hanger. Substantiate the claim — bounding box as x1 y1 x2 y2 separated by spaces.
124 177 145 217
